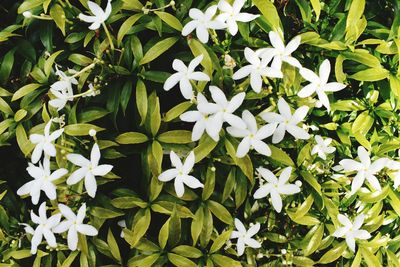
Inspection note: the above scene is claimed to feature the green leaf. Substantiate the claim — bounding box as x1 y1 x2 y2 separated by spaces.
61 251 79 267
0 97 13 114
350 67 389 82
253 0 282 31
211 254 241 267
14 109 27 122
268 145 295 166
64 124 105 136
303 224 324 256
111 196 147 209
107 229 121 263
191 207 204 246
167 253 197 267
117 13 143 45
158 219 169 249
310 0 321 20
168 206 181 247
360 247 382 267
210 230 232 254
172 245 202 258
155 11 183 31
225 138 254 183
157 130 192 144
12 83 42 101
318 241 347 264
50 4 66 35
207 200 233 224
68 54 93 66
16 124 34 156
193 135 217 163
136 79 148 125
202 165 215 201
90 207 124 219
164 101 192 122
140 37 179 65
116 132 148 144
44 50 63 76
127 209 151 247
122 0 143 10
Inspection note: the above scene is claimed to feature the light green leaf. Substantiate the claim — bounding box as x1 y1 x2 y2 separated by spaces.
116 132 148 144
140 37 179 65
155 11 183 31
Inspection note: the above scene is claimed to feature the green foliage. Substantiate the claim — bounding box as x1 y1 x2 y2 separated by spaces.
0 0 399 266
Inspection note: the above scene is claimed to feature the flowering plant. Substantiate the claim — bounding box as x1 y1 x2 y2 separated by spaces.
0 0 399 266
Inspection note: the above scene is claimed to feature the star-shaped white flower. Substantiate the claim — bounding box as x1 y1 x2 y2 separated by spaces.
53 203 98 251
66 143 113 198
180 93 220 141
311 135 336 160
385 160 400 189
230 218 261 256
158 151 203 197
17 158 67 205
22 202 62 254
260 98 310 144
233 47 283 93
216 0 259 36
298 59 346 111
260 31 302 70
339 146 387 194
78 0 112 30
163 55 210 100
202 86 246 134
50 67 77 96
253 167 301 213
227 110 276 158
332 214 371 253
29 120 64 164
182 6 226 43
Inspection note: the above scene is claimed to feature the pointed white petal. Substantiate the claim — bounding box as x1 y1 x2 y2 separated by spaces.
270 189 283 212
163 73 181 91
252 140 271 156
182 175 203 189
182 151 195 174
92 164 113 176
182 20 198 36
319 59 331 84
236 137 251 158
84 173 97 198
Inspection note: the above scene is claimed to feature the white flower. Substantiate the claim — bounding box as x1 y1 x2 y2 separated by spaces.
233 47 283 93
311 135 336 160
216 0 259 36
158 151 203 197
227 110 276 157
339 146 387 194
253 166 301 213
385 160 400 189
17 158 67 205
29 120 64 164
78 0 112 30
260 31 302 70
332 214 371 252
117 220 127 238
182 6 226 43
204 86 246 133
53 203 98 251
260 98 310 144
66 143 113 198
163 55 210 100
180 93 220 141
23 202 61 254
230 218 261 256
48 68 78 110
298 59 346 111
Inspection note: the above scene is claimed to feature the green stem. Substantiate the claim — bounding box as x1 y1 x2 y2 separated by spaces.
71 62 96 78
102 22 114 50
32 14 53 20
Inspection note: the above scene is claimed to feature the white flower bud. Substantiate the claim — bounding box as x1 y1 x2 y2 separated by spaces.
23 11 32 18
89 129 97 137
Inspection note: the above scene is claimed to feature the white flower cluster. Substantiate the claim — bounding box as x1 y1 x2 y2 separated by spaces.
156 0 396 256
17 118 112 253
17 62 113 253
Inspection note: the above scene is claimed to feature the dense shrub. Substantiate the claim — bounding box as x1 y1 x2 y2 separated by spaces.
0 0 400 266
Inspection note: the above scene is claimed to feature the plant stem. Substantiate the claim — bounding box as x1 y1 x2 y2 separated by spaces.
71 62 96 78
102 22 114 50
